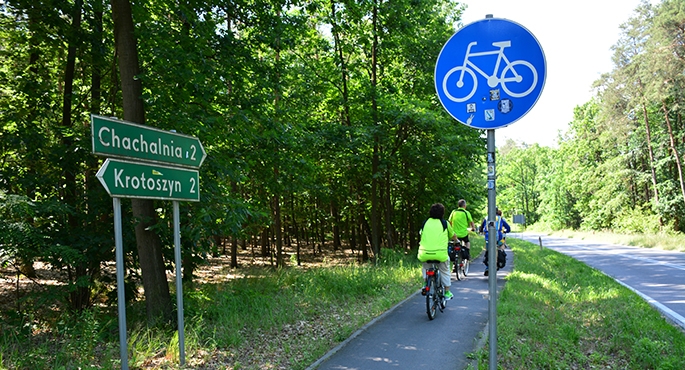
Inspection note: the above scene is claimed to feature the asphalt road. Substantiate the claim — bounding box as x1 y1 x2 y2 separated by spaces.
309 253 512 370
511 232 685 331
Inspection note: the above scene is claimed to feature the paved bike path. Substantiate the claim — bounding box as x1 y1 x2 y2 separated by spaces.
308 253 512 370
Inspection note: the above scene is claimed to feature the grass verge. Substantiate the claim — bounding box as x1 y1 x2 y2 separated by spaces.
525 227 685 253
471 237 685 369
3 237 684 369
0 248 422 369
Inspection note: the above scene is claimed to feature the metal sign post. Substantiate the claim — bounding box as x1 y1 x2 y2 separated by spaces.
113 197 129 370
434 14 546 370
486 130 497 370
173 201 186 365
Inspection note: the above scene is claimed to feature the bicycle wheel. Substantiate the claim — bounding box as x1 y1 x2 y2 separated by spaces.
437 282 446 310
454 254 463 281
426 277 437 320
463 258 470 277
500 60 537 98
442 66 477 103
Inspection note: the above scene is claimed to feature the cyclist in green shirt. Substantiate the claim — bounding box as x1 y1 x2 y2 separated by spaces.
448 199 476 261
418 203 456 300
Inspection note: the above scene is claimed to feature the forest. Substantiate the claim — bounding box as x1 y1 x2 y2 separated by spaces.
497 0 685 238
0 0 484 322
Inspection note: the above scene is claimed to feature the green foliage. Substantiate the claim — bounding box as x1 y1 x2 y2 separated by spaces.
498 141 550 225
611 204 662 234
1 0 484 339
376 247 417 268
0 308 120 369
0 193 42 261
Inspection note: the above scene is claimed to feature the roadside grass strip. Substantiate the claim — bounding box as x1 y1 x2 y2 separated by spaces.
0 249 422 369
534 229 685 253
473 238 685 369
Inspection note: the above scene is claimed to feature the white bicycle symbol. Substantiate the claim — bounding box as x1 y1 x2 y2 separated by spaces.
442 40 538 103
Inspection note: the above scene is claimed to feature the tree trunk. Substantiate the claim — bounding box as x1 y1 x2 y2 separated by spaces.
231 236 238 268
384 172 394 249
272 10 284 268
642 103 659 203
62 0 90 311
86 0 103 216
359 213 368 261
273 193 284 266
331 201 341 250
291 196 301 265
663 101 685 216
19 12 42 280
349 213 357 253
370 0 381 260
112 0 172 325
261 228 269 258
91 1 103 115
330 0 351 127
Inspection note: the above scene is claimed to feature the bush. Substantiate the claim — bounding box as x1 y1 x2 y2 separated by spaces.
611 205 662 234
0 193 43 268
377 248 418 267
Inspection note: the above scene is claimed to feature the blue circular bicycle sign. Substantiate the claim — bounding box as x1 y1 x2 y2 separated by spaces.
435 18 546 130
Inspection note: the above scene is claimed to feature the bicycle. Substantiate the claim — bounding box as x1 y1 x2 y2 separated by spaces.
449 240 470 280
448 240 462 280
421 260 446 320
441 40 538 103
455 239 470 279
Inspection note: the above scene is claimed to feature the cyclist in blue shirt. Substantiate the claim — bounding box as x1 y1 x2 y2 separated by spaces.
481 208 510 276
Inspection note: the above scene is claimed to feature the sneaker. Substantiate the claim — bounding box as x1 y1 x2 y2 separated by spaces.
484 268 489 276
444 291 453 300
421 287 427 296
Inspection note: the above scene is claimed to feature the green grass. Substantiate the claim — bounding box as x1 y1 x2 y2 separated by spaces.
0 248 422 369
525 227 685 253
471 237 685 369
3 239 684 369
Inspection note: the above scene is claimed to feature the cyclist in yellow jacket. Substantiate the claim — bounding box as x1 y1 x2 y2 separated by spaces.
418 203 456 299
448 199 476 261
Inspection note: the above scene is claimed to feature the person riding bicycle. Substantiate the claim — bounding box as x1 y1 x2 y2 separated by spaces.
448 199 476 262
418 203 456 300
481 208 511 276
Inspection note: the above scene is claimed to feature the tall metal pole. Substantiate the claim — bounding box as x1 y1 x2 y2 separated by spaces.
113 197 129 370
173 201 186 365
486 129 497 370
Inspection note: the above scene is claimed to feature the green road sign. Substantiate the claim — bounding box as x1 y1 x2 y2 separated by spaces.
97 159 200 202
91 115 206 168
